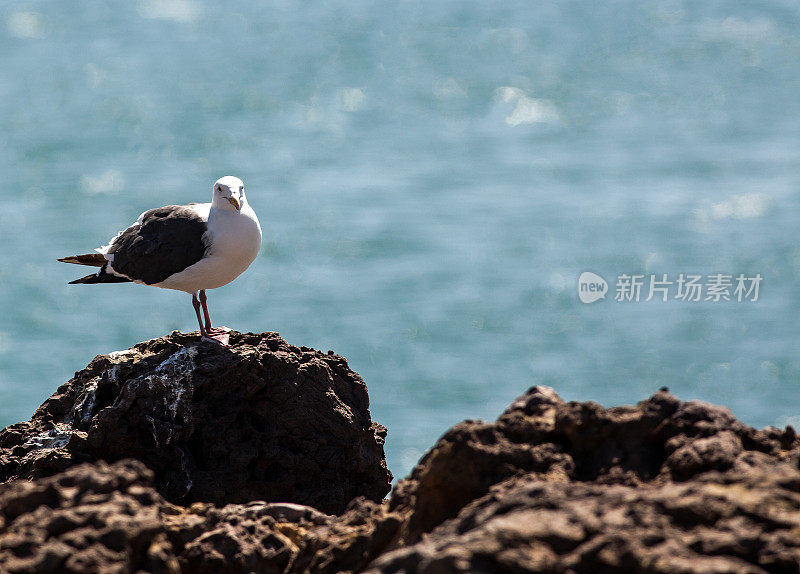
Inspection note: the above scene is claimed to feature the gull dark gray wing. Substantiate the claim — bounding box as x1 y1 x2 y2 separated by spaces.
106 205 208 285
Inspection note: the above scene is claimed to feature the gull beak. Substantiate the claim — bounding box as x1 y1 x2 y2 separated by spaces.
227 197 241 211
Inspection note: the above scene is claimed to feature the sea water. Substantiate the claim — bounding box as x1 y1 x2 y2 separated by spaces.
1 1 800 480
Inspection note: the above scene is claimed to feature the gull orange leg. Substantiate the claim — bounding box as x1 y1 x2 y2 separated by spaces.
192 292 208 338
199 289 213 331
198 289 230 345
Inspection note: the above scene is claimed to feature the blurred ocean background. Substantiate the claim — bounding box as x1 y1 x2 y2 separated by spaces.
2 1 800 480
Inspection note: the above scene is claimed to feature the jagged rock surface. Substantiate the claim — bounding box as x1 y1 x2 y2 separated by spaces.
370 467 800 573
4 371 800 573
374 386 800 573
0 458 406 574
287 497 404 574
0 459 333 574
0 331 391 514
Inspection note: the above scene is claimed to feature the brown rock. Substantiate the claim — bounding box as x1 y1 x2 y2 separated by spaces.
0 460 337 574
0 460 176 574
287 497 404 574
389 386 799 544
5 367 800 573
368 465 800 573
0 331 391 514
174 501 327 574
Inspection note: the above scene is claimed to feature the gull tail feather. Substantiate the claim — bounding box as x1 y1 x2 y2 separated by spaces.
58 253 108 267
68 263 131 285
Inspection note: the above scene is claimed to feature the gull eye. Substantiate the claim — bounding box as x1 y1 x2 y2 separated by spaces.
240 186 244 192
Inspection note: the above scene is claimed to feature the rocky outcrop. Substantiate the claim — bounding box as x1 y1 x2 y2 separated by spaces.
0 459 335 574
370 465 800 572
0 457 406 574
0 331 391 514
4 340 800 574
374 386 800 572
287 497 404 574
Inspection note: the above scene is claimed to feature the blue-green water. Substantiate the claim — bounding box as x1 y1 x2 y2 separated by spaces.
2 1 800 480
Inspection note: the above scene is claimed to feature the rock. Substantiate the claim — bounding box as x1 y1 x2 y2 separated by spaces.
5 364 800 573
0 460 177 574
172 501 325 574
0 331 391 514
0 459 333 574
0 458 400 574
368 466 800 573
389 386 799 544
372 386 800 573
286 497 404 574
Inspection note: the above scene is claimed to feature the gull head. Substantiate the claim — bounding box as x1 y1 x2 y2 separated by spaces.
212 176 246 212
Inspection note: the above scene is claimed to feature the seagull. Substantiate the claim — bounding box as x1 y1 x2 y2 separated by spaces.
59 176 262 345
